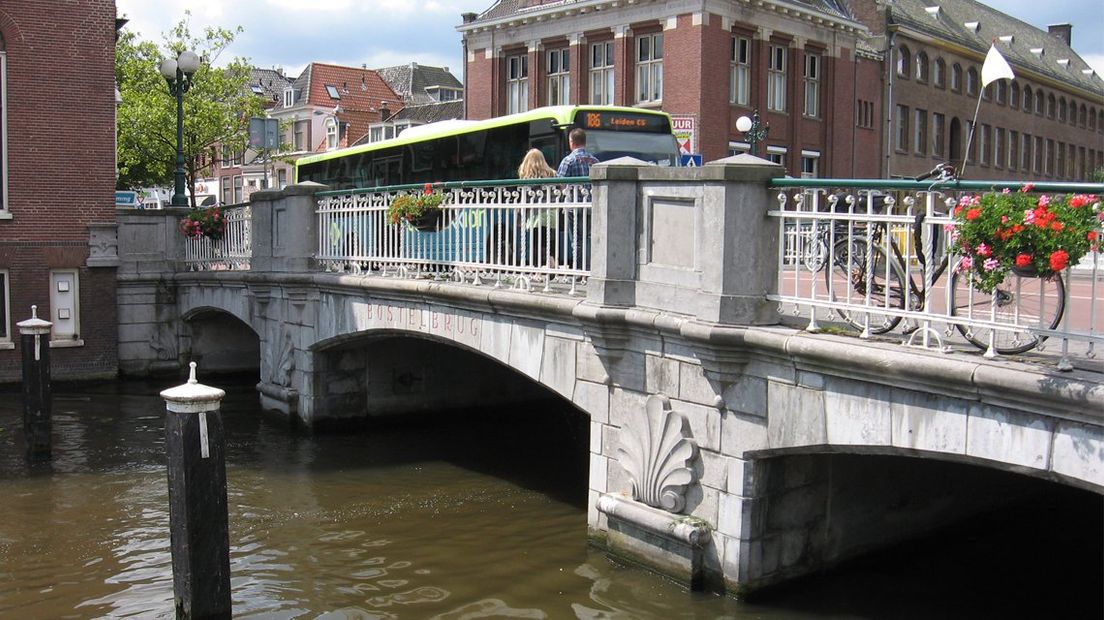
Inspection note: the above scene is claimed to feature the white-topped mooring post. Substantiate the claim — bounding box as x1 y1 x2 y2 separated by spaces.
160 362 231 619
17 305 53 460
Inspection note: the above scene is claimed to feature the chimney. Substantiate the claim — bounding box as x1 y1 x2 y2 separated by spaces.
380 101 391 122
462 12 478 24
1048 24 1072 46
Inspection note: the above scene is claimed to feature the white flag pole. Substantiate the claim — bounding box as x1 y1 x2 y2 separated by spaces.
961 44 1016 179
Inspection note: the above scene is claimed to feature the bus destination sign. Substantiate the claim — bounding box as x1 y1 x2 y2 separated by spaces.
577 111 669 133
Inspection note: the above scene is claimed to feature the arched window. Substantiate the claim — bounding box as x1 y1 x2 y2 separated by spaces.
933 57 946 88
996 81 1007 105
915 51 929 82
1047 93 1055 119
1022 85 1032 111
1035 90 1044 115
1010 83 1020 109
951 63 962 92
897 45 911 78
1058 97 1067 123
1080 104 1087 127
1090 107 1097 130
966 67 978 96
325 117 338 150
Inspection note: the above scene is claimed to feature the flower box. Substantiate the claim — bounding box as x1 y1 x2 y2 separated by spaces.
388 184 446 232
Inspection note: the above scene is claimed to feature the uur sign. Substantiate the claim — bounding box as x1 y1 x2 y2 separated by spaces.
671 115 696 156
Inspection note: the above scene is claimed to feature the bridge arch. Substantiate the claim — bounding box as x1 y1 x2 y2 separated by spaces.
179 306 261 376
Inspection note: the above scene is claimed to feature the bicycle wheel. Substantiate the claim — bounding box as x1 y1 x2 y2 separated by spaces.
824 237 907 335
948 270 1065 354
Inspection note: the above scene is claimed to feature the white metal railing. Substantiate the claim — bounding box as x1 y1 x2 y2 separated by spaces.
182 205 252 271
769 180 1102 368
316 180 592 292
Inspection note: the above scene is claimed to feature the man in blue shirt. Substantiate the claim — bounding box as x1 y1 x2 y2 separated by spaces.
557 128 599 177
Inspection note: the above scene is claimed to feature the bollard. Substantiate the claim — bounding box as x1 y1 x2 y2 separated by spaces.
160 362 231 619
17 305 53 460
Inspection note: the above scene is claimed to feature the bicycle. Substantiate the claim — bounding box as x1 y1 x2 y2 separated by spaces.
815 164 1065 355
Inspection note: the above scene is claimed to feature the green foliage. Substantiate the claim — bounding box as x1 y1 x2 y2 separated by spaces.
388 185 446 226
115 13 263 207
951 187 1102 292
1093 167 1104 184
180 206 225 240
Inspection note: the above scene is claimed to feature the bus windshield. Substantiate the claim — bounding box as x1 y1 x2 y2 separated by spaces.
585 130 678 167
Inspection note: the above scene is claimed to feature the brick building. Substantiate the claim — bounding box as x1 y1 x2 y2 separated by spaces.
0 1 120 382
457 0 1103 181
859 0 1104 181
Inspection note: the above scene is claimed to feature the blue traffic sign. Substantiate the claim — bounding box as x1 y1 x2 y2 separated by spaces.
680 154 703 167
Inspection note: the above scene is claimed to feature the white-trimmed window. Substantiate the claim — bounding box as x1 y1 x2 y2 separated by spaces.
766 145 787 166
800 151 820 178
1008 130 1019 170
728 141 750 156
506 54 529 114
636 33 663 103
978 124 989 165
0 269 9 346
767 45 786 112
49 270 80 344
234 175 243 203
282 87 294 108
325 117 338 150
547 48 570 106
993 127 1004 169
369 124 397 143
0 47 7 217
590 42 614 105
730 36 750 105
803 53 820 117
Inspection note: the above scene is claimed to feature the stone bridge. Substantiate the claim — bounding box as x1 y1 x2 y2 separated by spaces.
115 159 1104 595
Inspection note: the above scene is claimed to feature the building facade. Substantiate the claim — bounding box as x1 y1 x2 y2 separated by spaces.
458 0 1103 181
0 1 120 382
858 0 1104 181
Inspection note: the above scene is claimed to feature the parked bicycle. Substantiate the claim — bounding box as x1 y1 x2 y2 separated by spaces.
810 164 1066 354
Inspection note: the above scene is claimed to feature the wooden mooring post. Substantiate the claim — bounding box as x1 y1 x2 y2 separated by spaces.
18 305 53 460
161 362 231 619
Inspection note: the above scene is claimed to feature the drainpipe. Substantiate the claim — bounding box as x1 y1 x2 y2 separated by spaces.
884 28 896 179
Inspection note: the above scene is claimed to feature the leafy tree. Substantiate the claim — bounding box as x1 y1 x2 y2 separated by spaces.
116 14 263 208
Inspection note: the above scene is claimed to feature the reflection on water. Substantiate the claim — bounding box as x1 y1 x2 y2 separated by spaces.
0 379 1100 619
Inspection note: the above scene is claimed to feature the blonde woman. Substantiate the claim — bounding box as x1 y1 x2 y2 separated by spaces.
518 149 558 267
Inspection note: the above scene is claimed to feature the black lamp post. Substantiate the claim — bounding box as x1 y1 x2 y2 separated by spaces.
159 50 201 207
735 109 770 156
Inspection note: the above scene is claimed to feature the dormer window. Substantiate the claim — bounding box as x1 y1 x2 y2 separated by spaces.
283 87 294 107
326 85 341 100
924 6 940 18
964 21 980 32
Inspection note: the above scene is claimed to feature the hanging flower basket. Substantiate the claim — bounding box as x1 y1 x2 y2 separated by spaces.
179 206 225 241
950 186 1101 292
388 184 446 232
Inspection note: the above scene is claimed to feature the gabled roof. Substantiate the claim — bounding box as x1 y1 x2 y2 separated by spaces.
286 63 400 112
376 63 463 105
349 101 464 147
249 68 292 105
887 0 1102 94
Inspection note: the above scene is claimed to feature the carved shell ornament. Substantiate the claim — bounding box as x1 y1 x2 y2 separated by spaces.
615 395 698 513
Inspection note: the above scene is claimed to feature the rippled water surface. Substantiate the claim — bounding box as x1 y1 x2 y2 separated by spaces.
0 379 1099 619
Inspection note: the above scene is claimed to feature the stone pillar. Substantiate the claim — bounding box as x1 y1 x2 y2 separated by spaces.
249 182 325 273
161 362 231 619
18 305 53 460
587 158 642 307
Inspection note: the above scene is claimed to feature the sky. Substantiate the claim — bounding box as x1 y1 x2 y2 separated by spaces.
115 0 1104 79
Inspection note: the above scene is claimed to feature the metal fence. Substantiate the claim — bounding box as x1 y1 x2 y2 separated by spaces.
182 205 252 271
315 179 592 291
769 178 1103 367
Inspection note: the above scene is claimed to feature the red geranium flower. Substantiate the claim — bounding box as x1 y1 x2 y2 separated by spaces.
1015 253 1033 268
1049 249 1070 271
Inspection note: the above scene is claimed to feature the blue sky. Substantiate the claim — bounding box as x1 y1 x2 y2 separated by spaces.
115 0 1104 79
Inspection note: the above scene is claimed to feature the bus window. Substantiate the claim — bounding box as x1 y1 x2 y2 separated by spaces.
411 141 434 174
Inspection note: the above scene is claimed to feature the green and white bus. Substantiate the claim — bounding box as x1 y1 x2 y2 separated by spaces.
295 105 680 187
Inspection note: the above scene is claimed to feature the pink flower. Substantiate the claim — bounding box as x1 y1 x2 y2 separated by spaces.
1001 188 1011 194
1023 209 1036 225
1037 195 1050 207
976 243 991 257
983 258 999 271
1020 183 1035 193
958 256 973 272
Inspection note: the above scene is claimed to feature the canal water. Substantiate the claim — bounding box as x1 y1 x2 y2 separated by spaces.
0 378 1100 619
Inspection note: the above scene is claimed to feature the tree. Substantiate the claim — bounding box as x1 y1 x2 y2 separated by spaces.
116 14 263 208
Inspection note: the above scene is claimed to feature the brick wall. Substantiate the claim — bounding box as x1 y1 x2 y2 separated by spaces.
0 1 119 382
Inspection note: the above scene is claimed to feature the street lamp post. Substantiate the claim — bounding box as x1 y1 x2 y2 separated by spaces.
159 50 201 207
735 109 770 156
